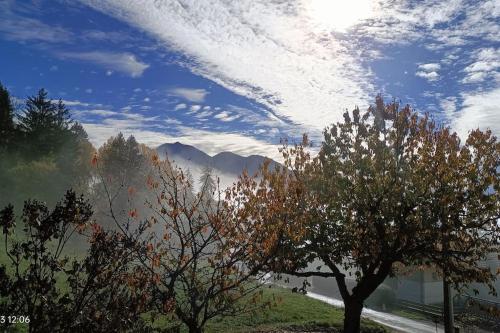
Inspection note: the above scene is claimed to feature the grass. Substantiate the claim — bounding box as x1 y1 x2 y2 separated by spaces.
148 286 388 332
390 309 428 321
207 286 346 332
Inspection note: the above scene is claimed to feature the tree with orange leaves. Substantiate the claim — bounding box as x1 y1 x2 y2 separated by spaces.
240 96 499 333
96 153 280 333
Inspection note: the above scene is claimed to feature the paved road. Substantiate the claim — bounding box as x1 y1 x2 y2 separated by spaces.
306 292 444 333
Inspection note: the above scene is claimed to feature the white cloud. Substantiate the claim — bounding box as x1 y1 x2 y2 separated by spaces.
214 111 241 122
76 0 500 152
58 51 149 78
164 117 182 125
189 105 201 112
194 110 213 119
174 103 187 111
439 96 457 118
61 99 91 107
452 88 500 140
121 113 158 122
418 63 441 72
462 48 500 83
81 29 135 43
50 65 58 71
144 97 150 102
167 88 209 103
0 2 73 43
416 63 441 82
78 0 373 131
85 88 93 94
83 109 119 117
416 71 440 81
106 70 113 76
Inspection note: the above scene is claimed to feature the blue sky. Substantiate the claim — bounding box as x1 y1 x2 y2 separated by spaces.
1 0 499 159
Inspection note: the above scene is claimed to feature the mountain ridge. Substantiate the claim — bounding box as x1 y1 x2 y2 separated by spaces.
156 142 278 189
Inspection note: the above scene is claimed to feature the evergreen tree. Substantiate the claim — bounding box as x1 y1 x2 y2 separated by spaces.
0 83 15 149
198 165 215 196
0 87 93 207
185 168 195 186
17 89 72 157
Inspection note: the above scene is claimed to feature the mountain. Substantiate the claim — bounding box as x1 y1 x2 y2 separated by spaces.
156 142 277 190
157 142 211 166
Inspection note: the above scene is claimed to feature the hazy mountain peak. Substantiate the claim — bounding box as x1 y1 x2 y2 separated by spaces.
156 142 277 190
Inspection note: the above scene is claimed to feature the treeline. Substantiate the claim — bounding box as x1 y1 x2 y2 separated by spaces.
0 85 93 208
0 83 163 215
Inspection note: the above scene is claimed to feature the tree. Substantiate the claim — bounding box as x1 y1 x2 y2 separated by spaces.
94 154 279 333
185 168 195 189
0 83 15 149
0 83 17 208
0 88 94 207
198 165 216 197
91 133 151 229
17 89 72 158
0 191 153 332
96 133 146 186
241 96 499 333
55 122 95 191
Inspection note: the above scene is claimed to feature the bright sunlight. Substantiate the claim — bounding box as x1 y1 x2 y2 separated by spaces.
306 0 375 32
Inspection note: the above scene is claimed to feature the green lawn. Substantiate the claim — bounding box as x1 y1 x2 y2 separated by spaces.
148 286 388 332
390 309 428 321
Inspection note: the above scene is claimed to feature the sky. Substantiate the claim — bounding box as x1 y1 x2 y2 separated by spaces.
1 0 499 160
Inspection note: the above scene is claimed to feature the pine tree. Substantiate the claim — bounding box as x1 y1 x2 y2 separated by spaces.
0 83 15 149
185 168 194 187
198 165 215 196
17 89 72 157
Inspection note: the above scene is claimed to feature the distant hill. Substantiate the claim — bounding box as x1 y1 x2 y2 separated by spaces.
156 142 277 190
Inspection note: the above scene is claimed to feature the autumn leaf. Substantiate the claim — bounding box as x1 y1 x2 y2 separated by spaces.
91 153 98 167
128 208 138 219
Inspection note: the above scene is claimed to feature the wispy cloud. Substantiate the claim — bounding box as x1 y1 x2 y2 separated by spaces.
167 88 209 103
453 88 500 140
439 96 457 119
214 111 241 122
79 0 373 131
83 109 119 117
174 103 187 111
60 99 94 107
57 51 149 78
77 0 499 137
80 29 136 43
462 48 500 84
189 105 202 113
0 1 73 43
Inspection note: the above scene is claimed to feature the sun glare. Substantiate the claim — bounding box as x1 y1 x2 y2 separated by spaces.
307 0 374 32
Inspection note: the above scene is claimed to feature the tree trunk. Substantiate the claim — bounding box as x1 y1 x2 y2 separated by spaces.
343 297 364 333
443 278 454 333
187 325 202 333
